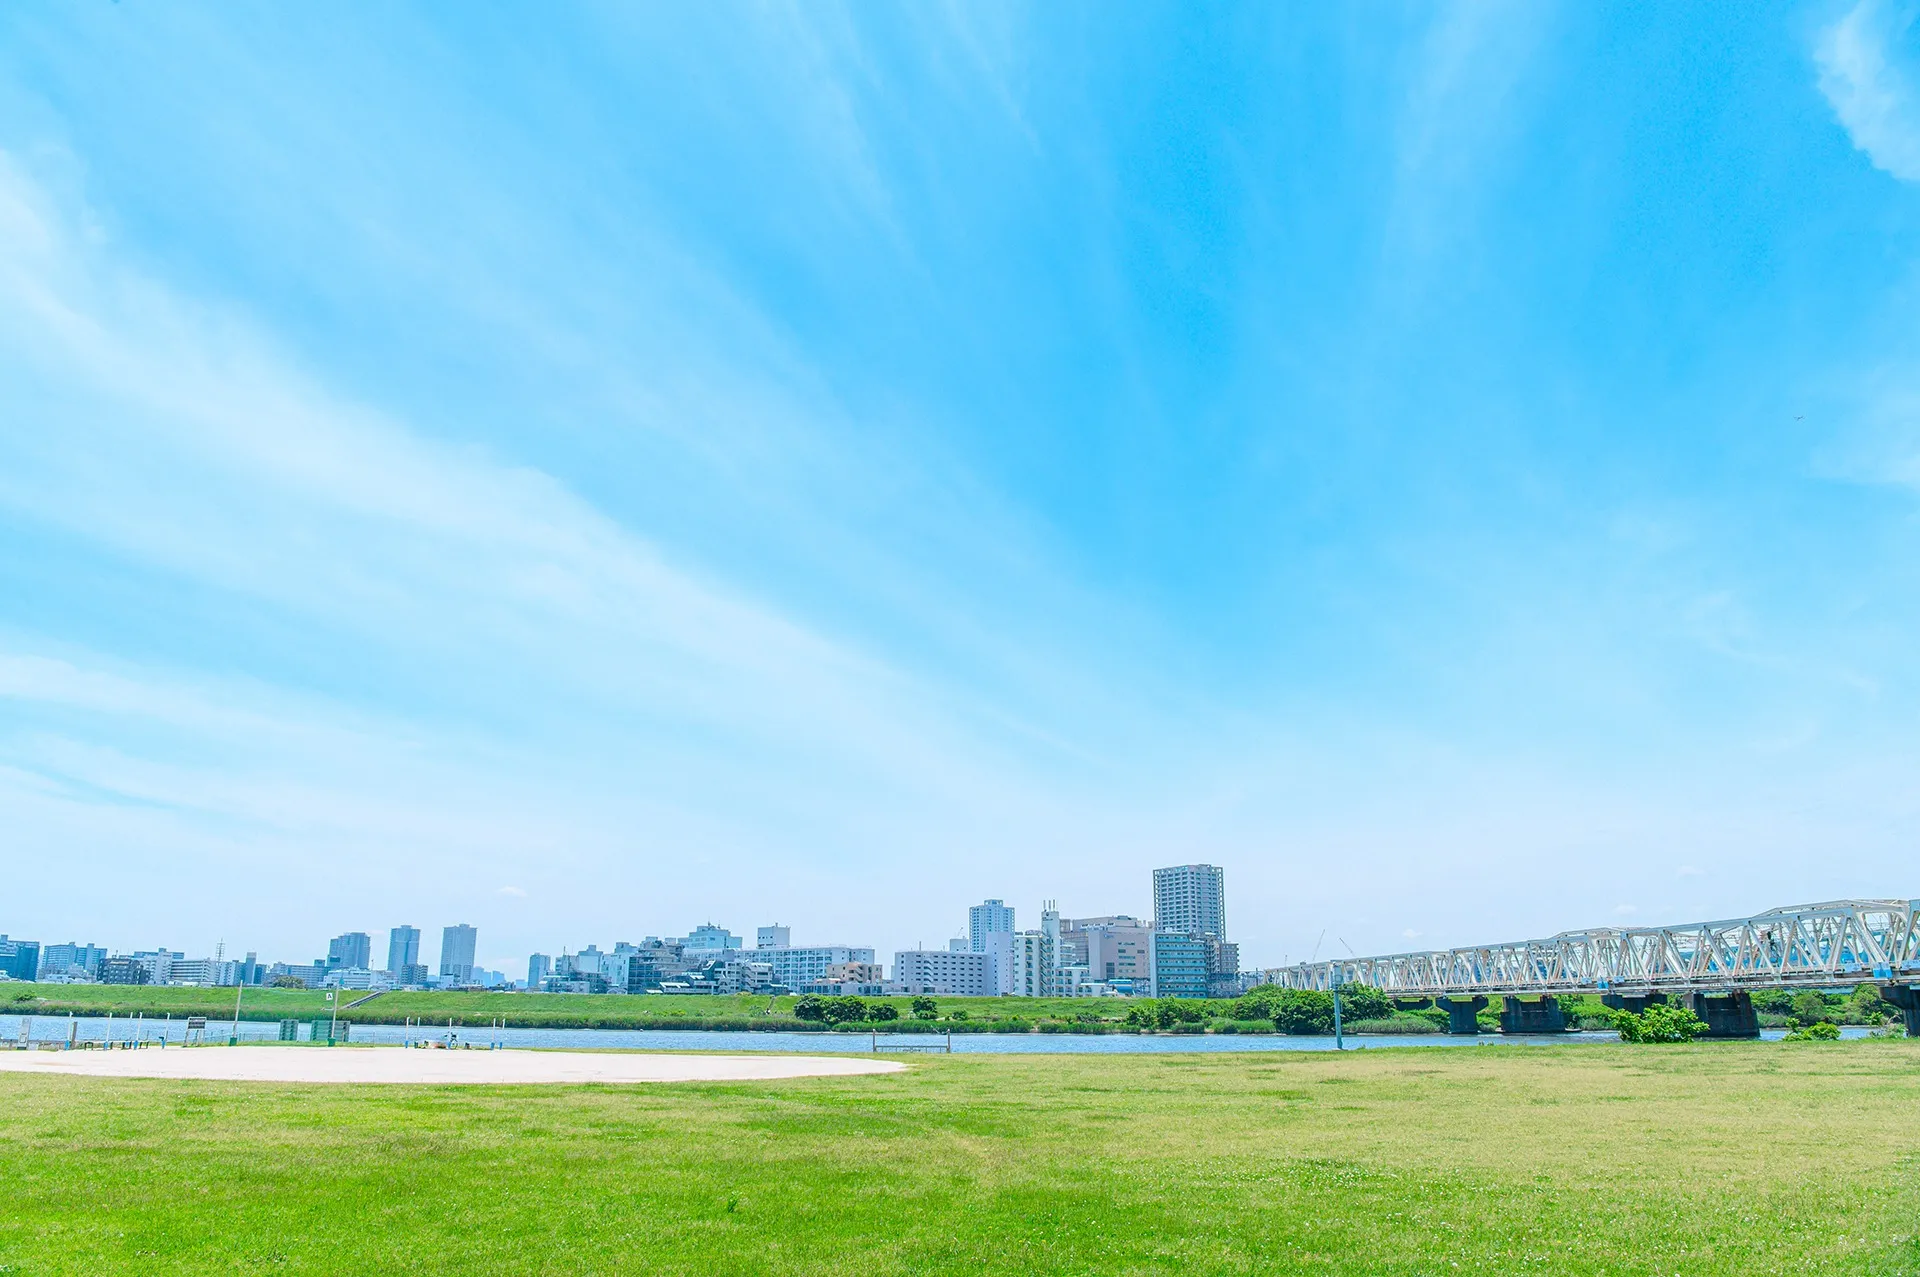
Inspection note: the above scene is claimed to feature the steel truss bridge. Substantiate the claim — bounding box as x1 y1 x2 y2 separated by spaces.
1271 899 1920 1000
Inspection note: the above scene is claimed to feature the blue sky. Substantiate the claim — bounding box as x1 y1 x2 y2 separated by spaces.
4 2 1920 976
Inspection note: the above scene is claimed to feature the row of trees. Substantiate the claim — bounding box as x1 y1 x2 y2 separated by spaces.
1116 985 1410 1034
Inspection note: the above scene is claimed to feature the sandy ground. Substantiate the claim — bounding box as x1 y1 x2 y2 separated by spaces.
0 1045 906 1085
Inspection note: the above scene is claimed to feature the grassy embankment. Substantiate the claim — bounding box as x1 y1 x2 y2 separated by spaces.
0 982 1448 1032
0 1039 1915 1274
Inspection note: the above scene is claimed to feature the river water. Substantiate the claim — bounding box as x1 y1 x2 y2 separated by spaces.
0 1015 1879 1054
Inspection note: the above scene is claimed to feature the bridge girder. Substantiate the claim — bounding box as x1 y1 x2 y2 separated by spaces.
1269 899 1920 999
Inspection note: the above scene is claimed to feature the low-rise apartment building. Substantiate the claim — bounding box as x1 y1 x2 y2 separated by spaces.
891 948 994 997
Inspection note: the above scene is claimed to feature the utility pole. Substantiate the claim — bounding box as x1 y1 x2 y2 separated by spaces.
231 981 244 1047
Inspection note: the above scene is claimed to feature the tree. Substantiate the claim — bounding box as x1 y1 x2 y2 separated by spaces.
910 996 938 1020
1232 986 1282 1021
822 996 868 1025
270 975 306 989
1848 984 1887 1024
1336 984 1392 1022
1615 1004 1705 1043
868 1001 899 1022
1789 991 1830 1027
793 995 828 1022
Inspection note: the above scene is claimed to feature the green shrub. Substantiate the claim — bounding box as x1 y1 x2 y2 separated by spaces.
1783 1020 1841 1042
1615 1004 1705 1043
1272 990 1335 1035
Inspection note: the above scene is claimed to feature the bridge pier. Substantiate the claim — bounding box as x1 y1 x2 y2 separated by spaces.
1684 990 1759 1039
1879 985 1920 1038
1600 992 1667 1015
1434 995 1487 1035
1499 995 1567 1034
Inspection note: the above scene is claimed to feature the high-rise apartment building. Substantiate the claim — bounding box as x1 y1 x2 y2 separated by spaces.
527 953 552 988
756 925 790 949
968 899 1015 953
440 924 478 984
327 932 372 971
1000 930 1055 998
387 925 421 976
1153 864 1226 939
1148 931 1210 999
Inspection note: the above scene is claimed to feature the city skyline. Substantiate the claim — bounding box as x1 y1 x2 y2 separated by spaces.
6 5 1920 965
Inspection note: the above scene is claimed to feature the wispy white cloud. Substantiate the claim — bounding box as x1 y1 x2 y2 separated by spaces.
1817 0 1920 182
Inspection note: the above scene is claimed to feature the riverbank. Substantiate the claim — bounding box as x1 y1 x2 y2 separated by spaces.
1 982 1454 1035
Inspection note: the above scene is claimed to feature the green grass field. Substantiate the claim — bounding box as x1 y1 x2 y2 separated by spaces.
1 1038 1915 1274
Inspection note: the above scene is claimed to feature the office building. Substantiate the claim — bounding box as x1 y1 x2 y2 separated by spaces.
270 962 329 988
327 932 372 972
756 925 790 949
892 948 993 997
1069 916 1153 990
440 924 478 984
968 899 1015 953
387 925 421 976
1149 932 1210 999
527 953 552 988
1153 864 1226 939
0 937 40 982
216 953 263 987
37 942 106 980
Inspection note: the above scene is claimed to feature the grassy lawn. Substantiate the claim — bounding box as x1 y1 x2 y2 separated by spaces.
1 1039 1916 1275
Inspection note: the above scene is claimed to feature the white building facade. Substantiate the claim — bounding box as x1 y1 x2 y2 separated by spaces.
891 949 994 996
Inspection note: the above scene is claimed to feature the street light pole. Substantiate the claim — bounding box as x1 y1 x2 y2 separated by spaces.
1331 961 1345 1051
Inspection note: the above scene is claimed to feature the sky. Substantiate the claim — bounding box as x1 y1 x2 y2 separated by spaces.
4 2 1920 978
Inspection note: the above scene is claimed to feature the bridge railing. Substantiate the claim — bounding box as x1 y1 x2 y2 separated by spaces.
1267 899 1920 998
